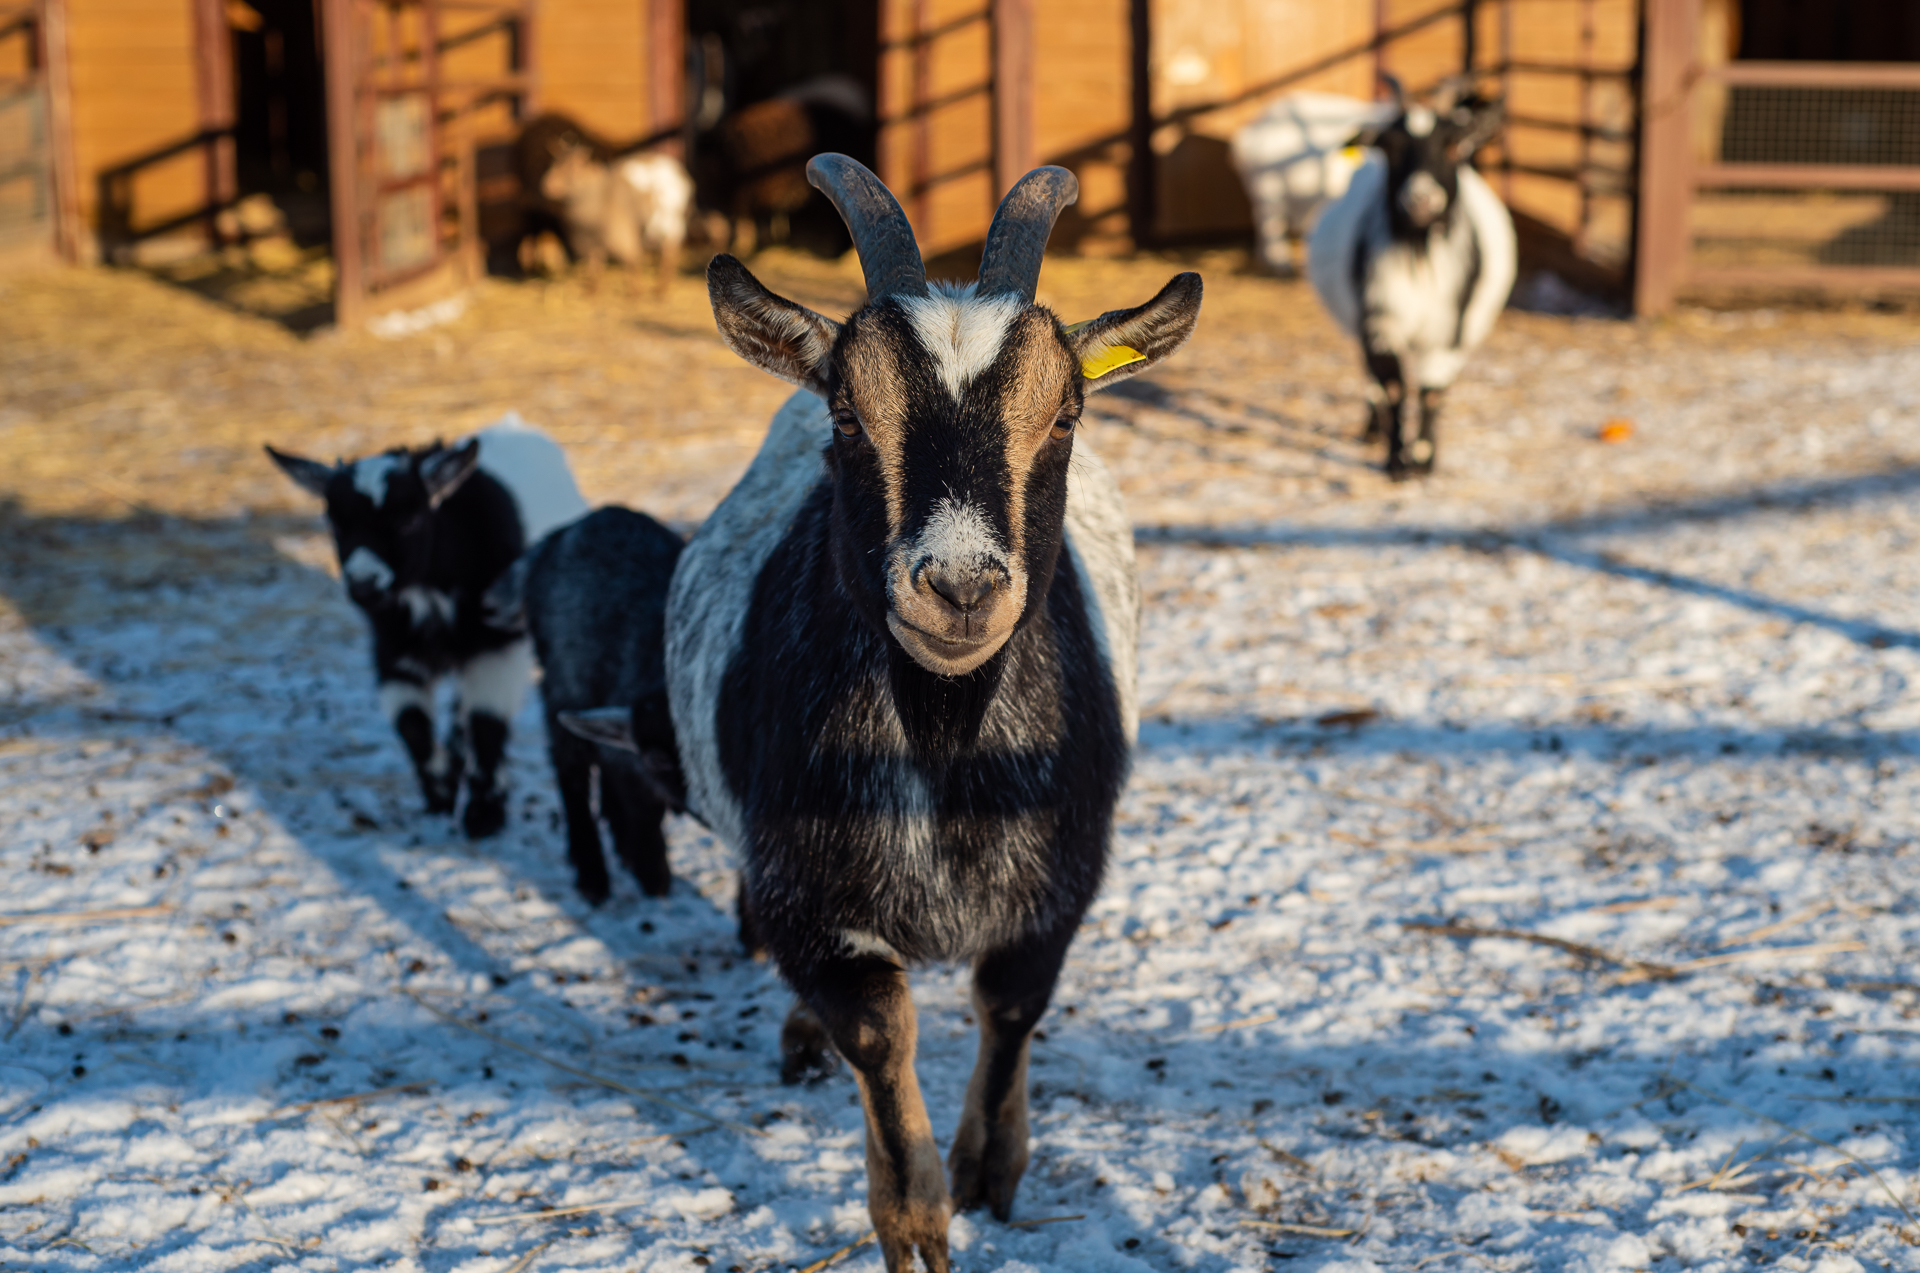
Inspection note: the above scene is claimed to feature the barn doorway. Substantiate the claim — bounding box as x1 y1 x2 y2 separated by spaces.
685 0 879 256
229 0 332 248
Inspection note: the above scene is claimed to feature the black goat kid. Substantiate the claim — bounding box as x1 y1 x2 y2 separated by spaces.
491 506 686 903
267 418 589 835
669 154 1201 1271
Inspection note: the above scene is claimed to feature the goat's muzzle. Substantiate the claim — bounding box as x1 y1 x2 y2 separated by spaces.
887 553 1024 676
1398 171 1450 228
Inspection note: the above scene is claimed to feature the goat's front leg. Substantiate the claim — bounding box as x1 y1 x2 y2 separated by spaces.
1364 349 1410 480
1411 386 1444 475
808 955 950 1273
949 925 1071 1219
380 679 461 813
456 640 533 839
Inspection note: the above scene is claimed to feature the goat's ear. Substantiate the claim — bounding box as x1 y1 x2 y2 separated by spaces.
1449 98 1505 161
419 439 481 508
707 253 841 397
265 445 335 497
1066 271 1203 393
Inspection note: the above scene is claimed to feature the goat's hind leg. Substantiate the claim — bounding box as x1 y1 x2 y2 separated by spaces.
1410 386 1443 475
457 640 533 839
1364 349 1412 481
949 925 1072 1220
381 679 462 814
806 956 950 1273
550 717 612 904
601 758 672 896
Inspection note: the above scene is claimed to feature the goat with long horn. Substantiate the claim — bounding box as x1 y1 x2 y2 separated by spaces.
665 156 1201 1270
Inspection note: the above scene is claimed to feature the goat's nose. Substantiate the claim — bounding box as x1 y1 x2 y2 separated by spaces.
921 562 999 612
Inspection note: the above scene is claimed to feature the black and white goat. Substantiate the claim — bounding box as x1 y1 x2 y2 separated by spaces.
491 506 686 903
668 154 1200 1271
267 415 589 837
1308 78 1515 480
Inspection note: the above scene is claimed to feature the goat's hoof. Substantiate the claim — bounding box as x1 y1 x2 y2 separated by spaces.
779 1006 837 1085
462 793 507 839
421 781 458 815
949 1138 1027 1220
779 1046 836 1086
574 876 611 907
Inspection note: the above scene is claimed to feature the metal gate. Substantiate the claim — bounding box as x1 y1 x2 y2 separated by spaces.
322 0 532 328
1637 0 1920 312
0 0 73 260
876 0 1036 262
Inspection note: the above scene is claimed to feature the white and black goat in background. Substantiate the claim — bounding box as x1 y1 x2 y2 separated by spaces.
669 153 1201 1271
267 415 589 836
1309 76 1515 479
488 506 686 904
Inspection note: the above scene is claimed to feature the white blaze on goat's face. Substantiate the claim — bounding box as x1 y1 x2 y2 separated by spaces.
342 546 396 594
896 288 1024 400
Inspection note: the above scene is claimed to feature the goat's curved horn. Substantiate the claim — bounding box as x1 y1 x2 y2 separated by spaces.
1379 71 1407 109
806 153 927 300
976 166 1077 303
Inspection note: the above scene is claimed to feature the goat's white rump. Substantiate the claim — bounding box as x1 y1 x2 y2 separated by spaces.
472 412 591 544
1232 92 1398 273
1307 154 1516 390
618 154 695 253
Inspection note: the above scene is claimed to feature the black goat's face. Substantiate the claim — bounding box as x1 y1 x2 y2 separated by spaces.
829 290 1078 675
266 441 480 612
708 258 1201 677
1372 96 1503 234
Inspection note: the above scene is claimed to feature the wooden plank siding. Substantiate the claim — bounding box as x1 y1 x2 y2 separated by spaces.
877 0 995 260
1147 0 1375 241
539 0 650 142
63 0 201 244
1033 0 1132 250
1486 0 1639 290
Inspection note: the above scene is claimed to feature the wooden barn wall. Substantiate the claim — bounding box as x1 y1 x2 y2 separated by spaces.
538 0 650 143
877 0 995 260
1138 0 1638 283
1483 0 1638 283
1032 0 1132 251
1149 0 1378 241
436 4 531 152
64 0 201 246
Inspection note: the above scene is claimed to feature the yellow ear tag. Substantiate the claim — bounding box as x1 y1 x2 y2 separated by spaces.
1080 344 1147 380
1341 145 1364 161
1063 321 1146 380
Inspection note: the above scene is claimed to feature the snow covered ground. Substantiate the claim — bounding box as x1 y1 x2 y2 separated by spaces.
3 273 1920 1272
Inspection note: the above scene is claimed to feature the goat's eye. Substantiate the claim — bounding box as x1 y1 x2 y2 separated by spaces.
1050 409 1078 441
833 408 863 438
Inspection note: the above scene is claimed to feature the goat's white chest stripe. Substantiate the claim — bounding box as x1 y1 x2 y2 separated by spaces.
343 546 395 591
896 289 1024 398
353 454 405 504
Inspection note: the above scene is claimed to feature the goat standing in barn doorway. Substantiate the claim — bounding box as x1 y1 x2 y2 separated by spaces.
667 154 1200 1271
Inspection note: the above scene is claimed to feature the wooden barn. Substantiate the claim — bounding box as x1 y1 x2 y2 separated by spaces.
2 0 1915 322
